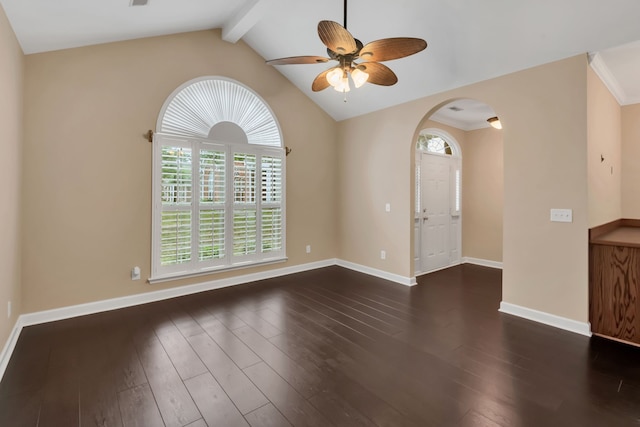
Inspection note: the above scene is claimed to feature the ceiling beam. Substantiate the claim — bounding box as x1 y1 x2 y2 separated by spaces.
222 0 273 43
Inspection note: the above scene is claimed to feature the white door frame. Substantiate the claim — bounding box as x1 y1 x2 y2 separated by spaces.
414 129 462 275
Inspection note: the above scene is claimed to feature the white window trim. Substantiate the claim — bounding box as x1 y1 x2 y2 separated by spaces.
148 257 288 285
151 134 286 283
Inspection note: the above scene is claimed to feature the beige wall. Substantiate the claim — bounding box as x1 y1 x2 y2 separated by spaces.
622 103 640 218
339 55 590 323
22 30 338 313
460 127 503 262
14 29 595 328
587 66 621 227
0 5 23 348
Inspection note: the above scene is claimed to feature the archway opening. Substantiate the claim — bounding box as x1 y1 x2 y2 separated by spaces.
412 98 503 276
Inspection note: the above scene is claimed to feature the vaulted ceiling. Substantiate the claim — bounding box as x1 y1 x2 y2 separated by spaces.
2 0 640 123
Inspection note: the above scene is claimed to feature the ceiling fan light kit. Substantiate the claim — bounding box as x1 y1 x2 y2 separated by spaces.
350 67 369 88
266 0 427 95
327 67 351 92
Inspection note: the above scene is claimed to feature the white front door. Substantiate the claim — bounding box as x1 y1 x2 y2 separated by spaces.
420 153 450 272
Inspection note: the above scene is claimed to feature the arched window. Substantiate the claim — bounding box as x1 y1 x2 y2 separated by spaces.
151 77 285 282
416 133 456 155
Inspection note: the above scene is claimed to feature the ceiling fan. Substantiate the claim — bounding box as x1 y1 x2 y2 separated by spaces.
266 0 427 93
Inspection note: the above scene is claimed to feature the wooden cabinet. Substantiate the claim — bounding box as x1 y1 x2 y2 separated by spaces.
589 220 640 346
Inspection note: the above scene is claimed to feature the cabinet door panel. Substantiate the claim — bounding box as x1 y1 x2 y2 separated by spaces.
590 245 640 343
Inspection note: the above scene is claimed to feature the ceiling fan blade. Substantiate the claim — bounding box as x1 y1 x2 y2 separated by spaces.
359 38 427 62
358 62 398 86
312 67 337 92
266 56 330 65
318 20 358 55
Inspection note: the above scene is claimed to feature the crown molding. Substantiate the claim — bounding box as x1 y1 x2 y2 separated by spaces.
588 52 627 105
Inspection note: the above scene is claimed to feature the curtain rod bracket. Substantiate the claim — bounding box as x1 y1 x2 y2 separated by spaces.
285 146 292 156
144 130 153 143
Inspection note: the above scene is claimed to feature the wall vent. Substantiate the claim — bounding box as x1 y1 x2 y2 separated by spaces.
130 0 148 6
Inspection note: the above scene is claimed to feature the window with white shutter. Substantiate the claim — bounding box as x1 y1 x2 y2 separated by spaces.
151 77 286 282
160 143 193 268
261 156 283 254
198 145 226 263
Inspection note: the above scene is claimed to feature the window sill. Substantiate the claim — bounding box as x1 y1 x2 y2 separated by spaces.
148 256 288 285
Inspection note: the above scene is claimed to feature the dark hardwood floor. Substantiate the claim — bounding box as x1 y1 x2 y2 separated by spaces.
1 264 640 426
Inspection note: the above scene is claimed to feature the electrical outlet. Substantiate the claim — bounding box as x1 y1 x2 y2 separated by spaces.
306 245 311 254
380 250 386 260
550 208 573 223
7 301 11 319
131 266 141 280
385 203 391 212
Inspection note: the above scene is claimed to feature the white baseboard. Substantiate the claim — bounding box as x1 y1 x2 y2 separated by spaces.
0 259 336 382
0 317 24 384
463 257 503 269
416 261 463 276
499 301 592 337
1 258 415 379
20 259 337 328
0 257 420 381
336 259 417 286
415 258 501 276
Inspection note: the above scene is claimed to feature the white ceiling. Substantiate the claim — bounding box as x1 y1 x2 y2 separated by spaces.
430 99 497 131
2 0 640 124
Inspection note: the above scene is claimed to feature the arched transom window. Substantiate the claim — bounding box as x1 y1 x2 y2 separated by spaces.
151 77 285 283
417 133 453 155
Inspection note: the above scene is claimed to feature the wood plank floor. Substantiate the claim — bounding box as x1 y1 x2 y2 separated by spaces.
1 264 640 426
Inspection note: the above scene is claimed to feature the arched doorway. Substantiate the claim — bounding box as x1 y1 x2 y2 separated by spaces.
414 98 503 276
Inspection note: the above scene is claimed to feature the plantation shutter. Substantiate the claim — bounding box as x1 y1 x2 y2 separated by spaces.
159 142 193 269
261 155 283 254
153 136 285 279
198 144 226 266
233 153 258 259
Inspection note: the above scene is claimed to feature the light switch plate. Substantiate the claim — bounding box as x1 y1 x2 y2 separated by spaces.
550 208 572 223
